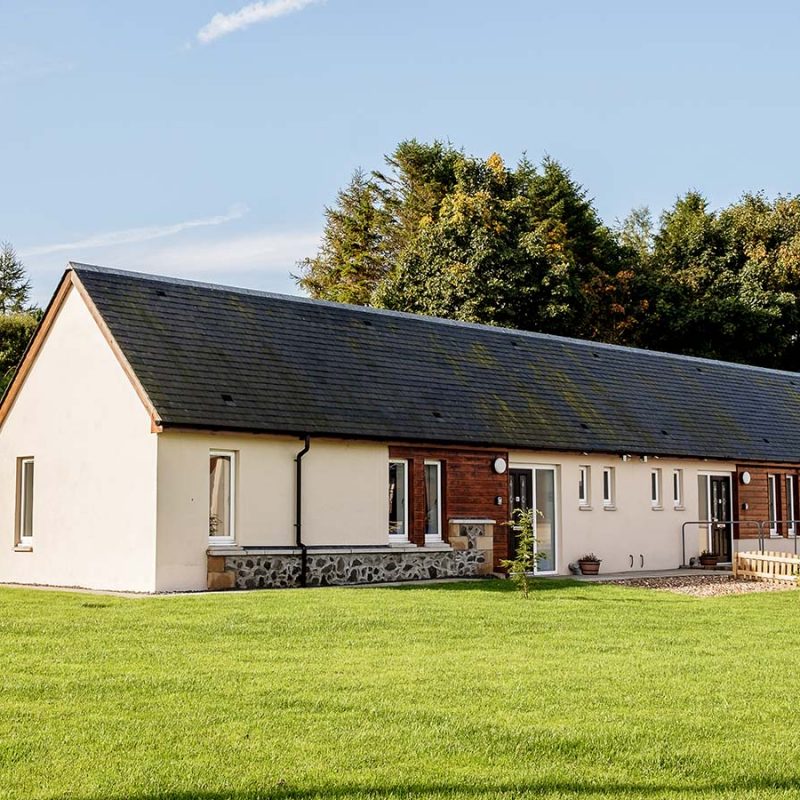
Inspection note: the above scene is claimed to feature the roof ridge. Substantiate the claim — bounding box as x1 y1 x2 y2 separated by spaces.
68 261 800 380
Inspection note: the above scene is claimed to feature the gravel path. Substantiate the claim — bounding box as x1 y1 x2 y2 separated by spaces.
600 574 797 597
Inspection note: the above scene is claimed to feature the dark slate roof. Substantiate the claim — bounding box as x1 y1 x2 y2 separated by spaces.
71 263 800 463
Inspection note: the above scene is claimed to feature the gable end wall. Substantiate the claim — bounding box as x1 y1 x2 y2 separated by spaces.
0 285 158 592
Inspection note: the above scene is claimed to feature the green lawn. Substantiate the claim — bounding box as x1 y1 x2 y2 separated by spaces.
1 580 800 800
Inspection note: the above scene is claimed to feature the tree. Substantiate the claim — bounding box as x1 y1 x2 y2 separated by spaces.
0 313 39 395
0 244 39 396
638 192 800 368
0 242 32 314
295 170 393 305
298 142 631 341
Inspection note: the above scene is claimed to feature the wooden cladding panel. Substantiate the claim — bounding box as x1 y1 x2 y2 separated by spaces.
736 464 800 539
388 445 509 559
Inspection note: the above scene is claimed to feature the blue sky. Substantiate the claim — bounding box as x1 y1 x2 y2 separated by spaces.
3 0 800 306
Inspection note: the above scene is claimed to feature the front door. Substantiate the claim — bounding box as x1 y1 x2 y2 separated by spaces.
709 475 732 561
509 467 557 573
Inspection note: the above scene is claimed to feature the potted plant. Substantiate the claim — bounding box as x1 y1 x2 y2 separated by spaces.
699 550 719 568
578 553 602 575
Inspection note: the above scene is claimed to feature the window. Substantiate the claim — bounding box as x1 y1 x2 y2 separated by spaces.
673 469 683 508
578 466 590 507
389 460 408 541
768 474 778 535
602 467 615 508
787 476 797 535
209 451 236 544
16 458 34 546
424 461 442 542
651 468 662 508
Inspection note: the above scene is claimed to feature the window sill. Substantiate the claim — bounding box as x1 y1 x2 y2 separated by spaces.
651 505 663 512
423 541 451 551
14 545 33 553
389 540 417 549
208 540 237 550
674 505 686 511
578 505 593 511
602 505 617 511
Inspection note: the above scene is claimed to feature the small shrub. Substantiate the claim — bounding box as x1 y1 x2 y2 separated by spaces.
500 507 545 598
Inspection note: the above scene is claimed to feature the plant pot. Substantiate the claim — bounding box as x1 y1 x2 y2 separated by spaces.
578 560 601 575
700 555 719 569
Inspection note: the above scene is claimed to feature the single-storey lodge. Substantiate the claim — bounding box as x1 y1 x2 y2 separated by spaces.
1 263 799 592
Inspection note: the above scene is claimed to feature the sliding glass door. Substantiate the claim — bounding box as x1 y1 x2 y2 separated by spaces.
509 466 558 574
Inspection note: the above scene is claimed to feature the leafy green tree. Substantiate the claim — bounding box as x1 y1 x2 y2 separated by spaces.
638 192 800 368
298 142 631 341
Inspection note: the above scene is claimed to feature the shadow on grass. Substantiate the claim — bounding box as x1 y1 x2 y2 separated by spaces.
384 577 583 593
376 577 694 605
78 776 800 800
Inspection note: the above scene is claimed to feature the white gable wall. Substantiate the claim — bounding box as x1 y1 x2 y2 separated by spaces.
0 285 158 592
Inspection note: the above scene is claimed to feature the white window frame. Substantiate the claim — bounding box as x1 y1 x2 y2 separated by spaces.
423 460 443 543
602 467 615 509
787 475 796 536
17 457 34 547
209 449 236 546
389 459 409 543
768 474 779 536
578 465 591 508
651 468 662 509
673 469 684 509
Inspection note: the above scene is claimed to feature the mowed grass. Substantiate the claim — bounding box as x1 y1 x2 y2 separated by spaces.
1 580 800 800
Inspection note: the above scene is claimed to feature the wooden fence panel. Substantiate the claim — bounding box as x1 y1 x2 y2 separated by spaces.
734 551 800 583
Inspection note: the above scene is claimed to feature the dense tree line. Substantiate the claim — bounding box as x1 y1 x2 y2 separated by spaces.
297 141 800 370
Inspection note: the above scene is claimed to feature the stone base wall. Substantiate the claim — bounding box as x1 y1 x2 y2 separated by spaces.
208 547 489 590
207 519 496 590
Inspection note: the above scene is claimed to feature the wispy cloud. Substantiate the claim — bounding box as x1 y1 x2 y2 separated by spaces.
139 230 321 274
21 204 249 258
197 0 324 44
0 48 74 85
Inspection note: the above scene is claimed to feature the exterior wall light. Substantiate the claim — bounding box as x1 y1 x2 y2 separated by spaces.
740 471 752 485
493 457 508 474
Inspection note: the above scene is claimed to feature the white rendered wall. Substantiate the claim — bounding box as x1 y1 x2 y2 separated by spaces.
0 286 158 592
509 451 736 574
155 432 389 591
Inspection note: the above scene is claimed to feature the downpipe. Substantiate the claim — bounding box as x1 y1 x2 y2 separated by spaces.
295 435 311 587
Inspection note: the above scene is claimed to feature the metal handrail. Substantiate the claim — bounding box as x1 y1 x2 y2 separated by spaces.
680 519 800 566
